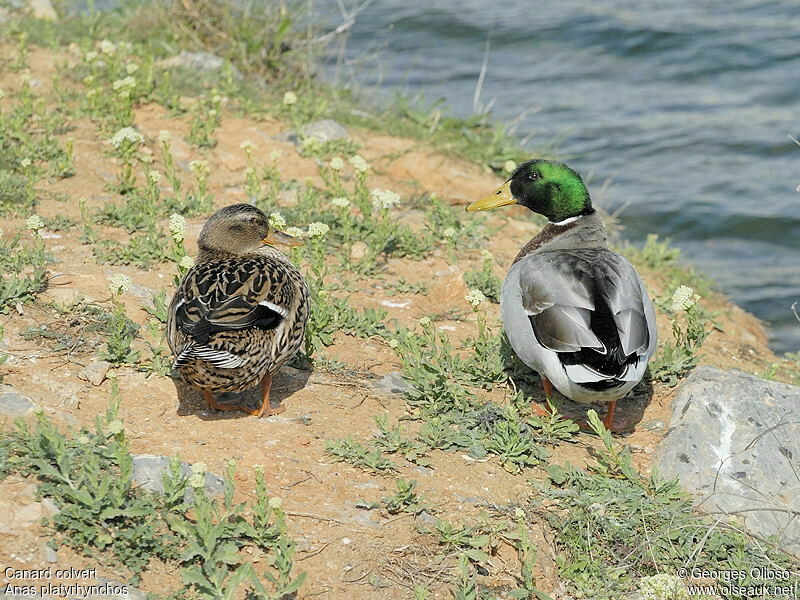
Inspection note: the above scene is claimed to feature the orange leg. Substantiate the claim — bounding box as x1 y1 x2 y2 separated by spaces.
541 376 554 399
530 376 555 416
203 389 242 412
230 373 285 418
202 374 285 417
603 400 625 431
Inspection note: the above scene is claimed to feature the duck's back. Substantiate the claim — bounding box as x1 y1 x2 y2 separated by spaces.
502 246 656 401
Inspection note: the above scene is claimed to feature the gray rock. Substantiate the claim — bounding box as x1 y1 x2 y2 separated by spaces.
299 119 349 142
40 542 58 563
417 510 438 525
131 454 225 501
78 360 112 386
41 497 60 518
157 50 225 72
0 391 36 417
653 366 800 556
278 119 349 146
373 372 413 396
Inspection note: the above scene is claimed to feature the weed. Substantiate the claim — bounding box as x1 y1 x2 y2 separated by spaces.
0 402 306 595
373 416 431 467
539 411 797 598
382 478 428 515
324 437 397 474
98 274 140 364
0 218 49 313
188 92 223 148
652 286 712 386
464 251 502 303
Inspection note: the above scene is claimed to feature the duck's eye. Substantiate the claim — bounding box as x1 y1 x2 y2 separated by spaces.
528 172 540 181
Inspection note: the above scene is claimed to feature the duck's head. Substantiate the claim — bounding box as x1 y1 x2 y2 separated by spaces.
466 159 594 223
197 203 302 255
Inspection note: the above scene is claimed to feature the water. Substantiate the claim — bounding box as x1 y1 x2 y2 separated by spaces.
321 0 800 354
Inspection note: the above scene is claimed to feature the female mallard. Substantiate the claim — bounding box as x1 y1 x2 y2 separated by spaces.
167 204 309 417
466 160 656 431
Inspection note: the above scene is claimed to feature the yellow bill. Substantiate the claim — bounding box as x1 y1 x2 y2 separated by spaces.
465 181 516 212
263 229 303 247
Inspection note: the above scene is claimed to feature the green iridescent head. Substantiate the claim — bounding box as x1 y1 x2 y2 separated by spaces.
466 159 594 223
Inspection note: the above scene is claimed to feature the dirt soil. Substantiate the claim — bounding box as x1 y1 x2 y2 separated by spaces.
0 46 789 599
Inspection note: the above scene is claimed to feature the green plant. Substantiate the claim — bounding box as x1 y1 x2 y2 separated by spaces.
98 274 140 364
538 411 797 598
652 286 712 386
324 437 397 474
464 250 502 303
0 401 307 595
382 478 428 515
0 217 49 313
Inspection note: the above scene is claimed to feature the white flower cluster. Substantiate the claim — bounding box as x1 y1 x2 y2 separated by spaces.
638 574 688 600
465 289 487 309
169 213 186 242
126 63 139 75
349 154 369 173
307 222 330 238
371 188 400 210
108 273 133 295
283 91 297 106
418 316 432 327
331 197 350 209
26 215 44 231
284 226 305 238
158 130 171 144
671 285 699 312
189 160 210 179
147 170 161 186
107 420 124 435
388 339 400 349
179 255 195 270
268 212 287 230
239 140 256 154
442 227 456 239
112 76 136 91
110 127 143 150
503 160 517 174
188 462 207 489
99 39 116 55
329 157 344 171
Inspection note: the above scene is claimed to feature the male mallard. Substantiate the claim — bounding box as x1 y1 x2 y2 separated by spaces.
167 204 309 417
466 160 656 431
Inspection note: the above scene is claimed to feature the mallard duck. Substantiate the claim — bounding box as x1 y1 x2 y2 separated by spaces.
466 160 656 431
167 204 309 417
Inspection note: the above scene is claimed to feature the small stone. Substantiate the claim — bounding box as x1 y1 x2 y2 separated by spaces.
417 510 437 525
14 483 38 502
40 543 58 563
642 419 666 432
41 497 60 518
299 119 348 143
157 51 226 73
0 391 36 417
132 454 225 501
78 361 112 386
349 241 368 261
373 372 413 396
15 502 43 524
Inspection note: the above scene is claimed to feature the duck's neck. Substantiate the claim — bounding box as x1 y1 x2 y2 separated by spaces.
511 211 608 265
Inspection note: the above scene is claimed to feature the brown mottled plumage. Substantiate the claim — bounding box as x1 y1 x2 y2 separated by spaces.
167 204 309 417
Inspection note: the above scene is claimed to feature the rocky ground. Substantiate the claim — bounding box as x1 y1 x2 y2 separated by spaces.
0 34 798 600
